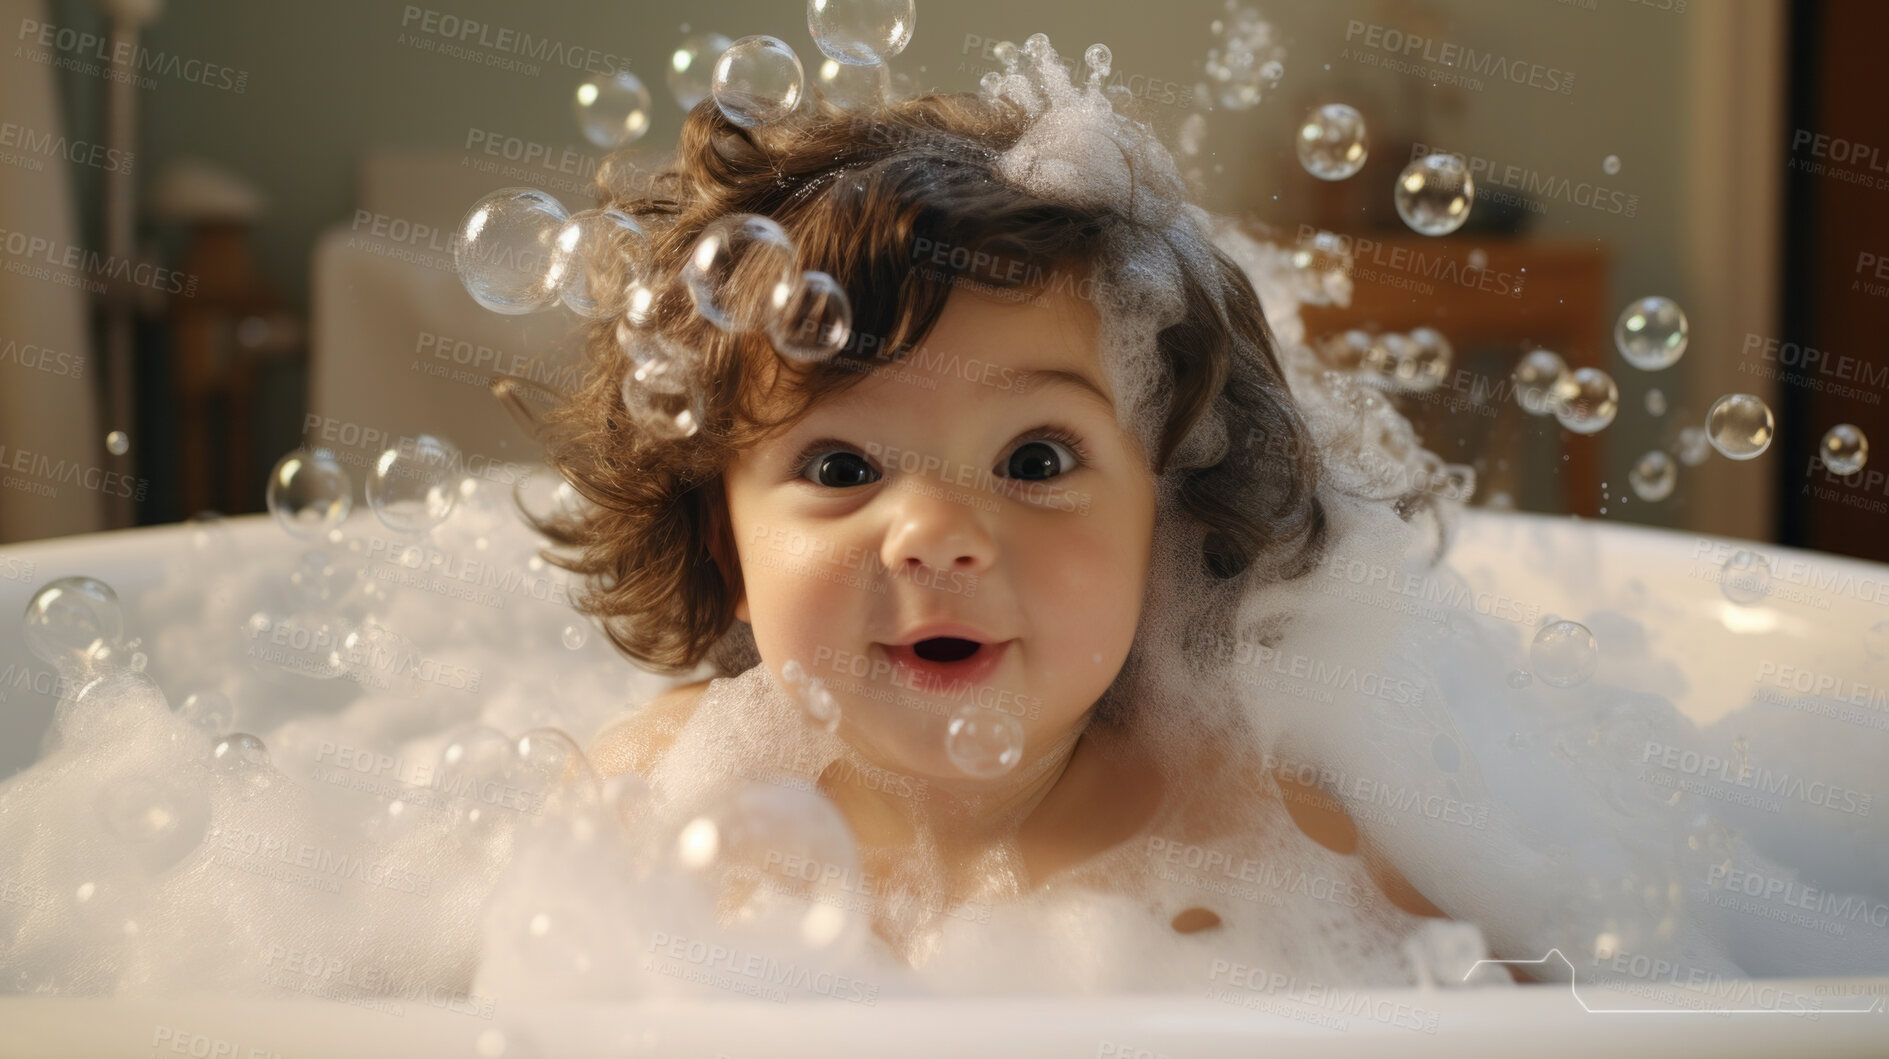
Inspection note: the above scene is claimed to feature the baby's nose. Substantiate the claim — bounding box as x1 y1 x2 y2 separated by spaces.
879 487 996 576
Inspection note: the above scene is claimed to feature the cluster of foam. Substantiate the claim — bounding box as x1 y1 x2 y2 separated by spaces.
4 33 1887 1016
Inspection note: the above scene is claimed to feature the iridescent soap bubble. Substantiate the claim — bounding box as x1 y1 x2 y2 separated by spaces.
1554 367 1619 435
454 188 572 315
1629 451 1676 502
711 36 804 128
767 270 852 363
266 449 351 539
807 0 914 66
669 33 734 111
1530 620 1598 689
1394 153 1474 236
1676 426 1711 467
211 732 270 772
555 208 649 320
682 213 798 332
105 430 129 456
1705 394 1774 460
945 705 1023 778
1645 388 1667 416
1513 349 1575 417
368 435 461 534
1296 103 1368 181
1603 154 1622 175
620 354 706 441
1820 423 1869 476
23 576 123 669
573 71 652 149
1614 296 1689 371
1720 550 1772 605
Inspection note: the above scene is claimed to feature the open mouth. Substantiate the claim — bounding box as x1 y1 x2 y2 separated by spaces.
878 637 1009 692
911 637 982 663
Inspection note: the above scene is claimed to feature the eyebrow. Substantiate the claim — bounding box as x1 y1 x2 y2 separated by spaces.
1022 367 1113 410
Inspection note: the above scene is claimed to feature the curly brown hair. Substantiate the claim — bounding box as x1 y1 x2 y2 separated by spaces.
522 87 1326 679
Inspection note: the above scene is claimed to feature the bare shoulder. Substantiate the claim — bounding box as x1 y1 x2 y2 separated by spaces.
588 678 712 779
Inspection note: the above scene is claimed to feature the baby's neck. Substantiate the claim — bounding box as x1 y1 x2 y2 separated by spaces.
821 720 1089 876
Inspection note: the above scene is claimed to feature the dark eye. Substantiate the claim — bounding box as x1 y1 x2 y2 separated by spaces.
1003 439 1077 481
806 450 879 488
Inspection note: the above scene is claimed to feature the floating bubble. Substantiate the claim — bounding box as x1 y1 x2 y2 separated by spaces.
266 449 351 539
1614 296 1689 371
176 689 235 732
1083 43 1111 81
573 71 652 149
619 334 706 440
1554 367 1618 435
555 209 649 320
945 705 1023 778
682 214 798 332
766 270 852 363
1296 103 1367 181
1513 349 1575 417
1603 154 1622 175
1628 451 1676 502
1676 426 1711 467
561 623 588 650
105 430 129 456
23 576 124 670
454 188 572 315
1819 423 1869 476
1705 394 1774 461
1394 153 1474 236
368 435 461 534
1530 620 1598 689
515 728 601 816
711 36 804 128
807 0 913 66
1645 388 1666 416
211 732 270 772
669 33 734 111
1720 550 1772 605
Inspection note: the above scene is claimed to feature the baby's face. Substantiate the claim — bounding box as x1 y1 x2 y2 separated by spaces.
720 281 1158 781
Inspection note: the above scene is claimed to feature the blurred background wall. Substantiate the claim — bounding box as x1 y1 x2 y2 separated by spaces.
3 0 1881 562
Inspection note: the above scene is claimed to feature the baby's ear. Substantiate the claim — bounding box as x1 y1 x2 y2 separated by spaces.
700 479 749 623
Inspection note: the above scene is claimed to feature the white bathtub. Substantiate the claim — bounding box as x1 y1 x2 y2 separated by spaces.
2 509 1886 1057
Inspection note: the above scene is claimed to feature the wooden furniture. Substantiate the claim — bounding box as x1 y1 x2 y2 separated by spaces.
1298 236 1612 516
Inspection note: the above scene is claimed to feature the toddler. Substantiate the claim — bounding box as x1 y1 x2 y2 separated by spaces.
532 41 1467 983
